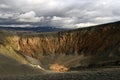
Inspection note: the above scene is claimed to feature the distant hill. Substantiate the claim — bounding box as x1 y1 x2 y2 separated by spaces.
0 26 68 32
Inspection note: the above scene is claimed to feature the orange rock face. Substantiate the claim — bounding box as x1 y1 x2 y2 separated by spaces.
49 64 69 72
18 22 120 57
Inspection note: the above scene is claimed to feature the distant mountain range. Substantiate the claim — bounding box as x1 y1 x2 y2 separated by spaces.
0 26 68 32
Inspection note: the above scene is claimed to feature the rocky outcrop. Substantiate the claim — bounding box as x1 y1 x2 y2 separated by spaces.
0 21 120 71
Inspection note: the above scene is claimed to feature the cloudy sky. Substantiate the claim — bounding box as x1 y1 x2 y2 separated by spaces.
0 0 120 28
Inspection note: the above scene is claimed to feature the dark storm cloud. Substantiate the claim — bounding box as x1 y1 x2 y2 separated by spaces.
0 0 120 28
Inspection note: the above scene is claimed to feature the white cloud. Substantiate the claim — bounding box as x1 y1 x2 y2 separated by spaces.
0 24 32 27
26 0 47 4
19 11 36 18
52 16 75 23
0 13 14 19
0 4 10 9
50 16 97 28
95 17 112 22
50 16 76 28
75 23 97 28
17 11 41 22
0 0 120 28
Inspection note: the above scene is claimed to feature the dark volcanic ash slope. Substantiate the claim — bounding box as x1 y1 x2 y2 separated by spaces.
0 21 120 72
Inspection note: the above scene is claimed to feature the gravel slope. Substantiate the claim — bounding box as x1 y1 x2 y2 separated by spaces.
0 68 120 80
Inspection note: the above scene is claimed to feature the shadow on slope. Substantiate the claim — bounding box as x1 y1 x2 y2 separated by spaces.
0 54 44 76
